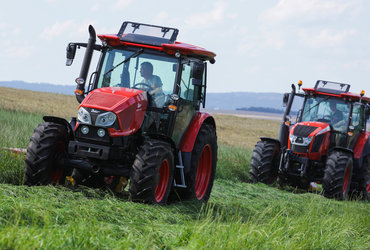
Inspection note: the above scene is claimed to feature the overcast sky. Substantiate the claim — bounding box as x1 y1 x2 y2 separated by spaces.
1 0 369 94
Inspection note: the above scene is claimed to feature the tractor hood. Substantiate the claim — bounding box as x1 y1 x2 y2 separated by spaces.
289 121 331 160
80 87 147 136
290 122 330 138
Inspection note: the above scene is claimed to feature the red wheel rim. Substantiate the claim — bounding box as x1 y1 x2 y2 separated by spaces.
155 159 170 202
50 168 63 184
195 144 212 200
50 141 65 184
342 163 351 196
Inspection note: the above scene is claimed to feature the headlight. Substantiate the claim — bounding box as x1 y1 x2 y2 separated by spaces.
78 107 92 124
290 134 313 146
289 134 297 143
95 112 117 127
302 137 313 145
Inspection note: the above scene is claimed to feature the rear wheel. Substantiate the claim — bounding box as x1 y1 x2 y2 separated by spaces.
24 122 68 185
350 156 370 200
129 139 174 204
249 140 280 184
322 150 353 200
177 124 217 202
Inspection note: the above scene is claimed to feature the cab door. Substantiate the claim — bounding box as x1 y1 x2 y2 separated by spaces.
172 60 204 146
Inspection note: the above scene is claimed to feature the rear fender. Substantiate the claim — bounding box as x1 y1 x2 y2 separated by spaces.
180 112 215 153
43 116 75 140
353 132 370 169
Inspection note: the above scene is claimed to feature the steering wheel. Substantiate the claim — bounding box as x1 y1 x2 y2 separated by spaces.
132 83 153 91
317 116 331 123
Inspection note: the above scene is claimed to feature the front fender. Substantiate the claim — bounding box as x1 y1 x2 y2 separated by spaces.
43 116 75 140
180 112 216 153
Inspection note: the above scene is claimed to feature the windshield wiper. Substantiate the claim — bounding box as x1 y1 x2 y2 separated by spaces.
103 49 144 77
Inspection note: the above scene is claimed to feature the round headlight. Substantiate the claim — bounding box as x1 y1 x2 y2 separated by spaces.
81 126 89 135
97 129 106 137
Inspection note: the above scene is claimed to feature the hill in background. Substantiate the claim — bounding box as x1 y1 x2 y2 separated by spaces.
0 80 303 111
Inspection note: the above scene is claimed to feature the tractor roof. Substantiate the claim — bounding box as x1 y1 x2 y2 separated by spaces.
302 80 370 104
97 21 216 63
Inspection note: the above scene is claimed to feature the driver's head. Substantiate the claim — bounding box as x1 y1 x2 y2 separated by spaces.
140 62 153 79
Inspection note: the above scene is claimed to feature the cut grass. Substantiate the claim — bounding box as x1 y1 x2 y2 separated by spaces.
0 181 368 249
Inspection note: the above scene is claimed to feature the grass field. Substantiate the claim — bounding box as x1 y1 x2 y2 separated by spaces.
0 87 369 249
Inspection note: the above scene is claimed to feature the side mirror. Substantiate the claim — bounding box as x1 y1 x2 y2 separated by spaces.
191 62 204 80
66 43 77 66
283 93 290 107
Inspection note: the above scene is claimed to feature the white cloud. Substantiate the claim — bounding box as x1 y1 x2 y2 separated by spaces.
40 20 100 40
114 0 132 10
40 20 75 40
261 0 353 24
5 43 35 59
91 3 100 12
299 29 355 48
185 1 227 28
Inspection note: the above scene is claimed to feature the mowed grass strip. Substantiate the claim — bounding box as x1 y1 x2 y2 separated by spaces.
0 181 368 249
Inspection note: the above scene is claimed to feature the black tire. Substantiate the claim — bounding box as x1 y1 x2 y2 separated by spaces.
322 150 353 200
249 140 280 184
129 139 174 204
176 124 218 202
24 122 68 185
350 156 370 200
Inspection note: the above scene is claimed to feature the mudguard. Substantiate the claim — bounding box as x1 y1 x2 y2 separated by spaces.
353 132 370 168
260 137 281 147
180 112 216 153
43 116 75 140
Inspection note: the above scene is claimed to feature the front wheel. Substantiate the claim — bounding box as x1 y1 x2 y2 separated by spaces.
249 140 280 184
24 122 69 185
322 150 353 200
129 139 174 204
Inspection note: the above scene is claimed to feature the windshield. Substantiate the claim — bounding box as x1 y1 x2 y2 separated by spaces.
97 48 178 108
301 96 350 132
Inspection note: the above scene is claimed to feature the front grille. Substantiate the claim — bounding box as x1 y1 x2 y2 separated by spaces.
291 144 309 153
293 125 318 137
311 134 325 152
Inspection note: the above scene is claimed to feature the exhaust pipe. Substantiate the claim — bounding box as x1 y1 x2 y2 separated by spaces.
75 25 96 103
278 84 296 147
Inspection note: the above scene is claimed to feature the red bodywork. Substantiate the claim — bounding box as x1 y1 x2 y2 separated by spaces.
302 88 370 103
180 112 215 153
78 87 147 137
289 122 331 161
354 132 370 159
97 34 216 62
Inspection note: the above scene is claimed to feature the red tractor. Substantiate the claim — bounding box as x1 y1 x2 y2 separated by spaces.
24 21 218 204
250 80 370 200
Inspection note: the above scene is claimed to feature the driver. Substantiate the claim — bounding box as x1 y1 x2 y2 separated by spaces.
329 102 344 129
140 62 162 94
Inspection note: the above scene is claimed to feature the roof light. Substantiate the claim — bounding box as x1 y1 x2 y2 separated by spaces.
298 80 303 86
360 90 365 97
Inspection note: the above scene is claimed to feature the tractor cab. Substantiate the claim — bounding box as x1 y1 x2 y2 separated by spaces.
25 21 218 205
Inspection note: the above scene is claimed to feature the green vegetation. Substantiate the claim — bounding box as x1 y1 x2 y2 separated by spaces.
0 88 369 249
